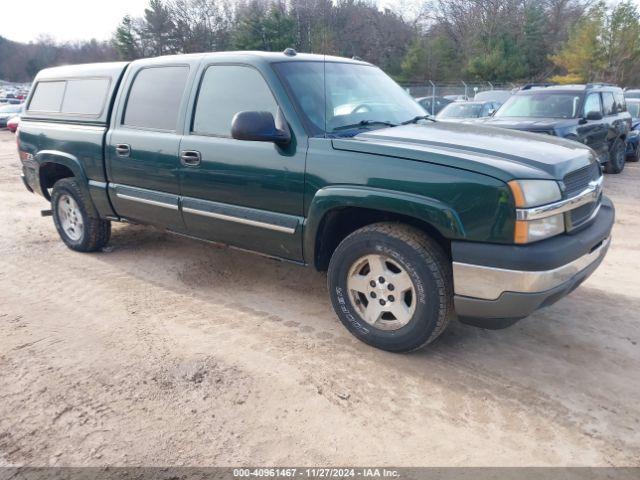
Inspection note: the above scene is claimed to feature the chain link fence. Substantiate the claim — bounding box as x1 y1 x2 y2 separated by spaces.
401 81 519 100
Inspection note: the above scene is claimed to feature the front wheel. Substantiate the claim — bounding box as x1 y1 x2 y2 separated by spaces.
327 223 453 352
51 178 111 252
605 138 626 174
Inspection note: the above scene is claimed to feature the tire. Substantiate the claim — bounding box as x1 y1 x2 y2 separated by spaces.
51 178 111 252
605 138 626 174
327 222 454 353
628 144 640 162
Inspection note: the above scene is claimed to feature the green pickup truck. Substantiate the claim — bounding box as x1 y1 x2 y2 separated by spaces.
17 51 614 352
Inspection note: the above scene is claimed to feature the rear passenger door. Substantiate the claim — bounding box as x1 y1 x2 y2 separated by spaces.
601 91 628 149
106 63 192 230
178 63 306 261
610 91 631 139
578 92 608 160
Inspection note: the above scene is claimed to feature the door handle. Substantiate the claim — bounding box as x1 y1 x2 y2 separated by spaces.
115 144 131 157
180 150 201 167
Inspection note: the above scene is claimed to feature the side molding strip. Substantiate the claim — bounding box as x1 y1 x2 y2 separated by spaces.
116 192 179 210
182 207 296 234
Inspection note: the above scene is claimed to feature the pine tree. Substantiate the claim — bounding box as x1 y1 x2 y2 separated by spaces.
114 15 139 60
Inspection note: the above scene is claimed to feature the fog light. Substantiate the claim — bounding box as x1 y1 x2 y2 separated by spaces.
515 213 565 244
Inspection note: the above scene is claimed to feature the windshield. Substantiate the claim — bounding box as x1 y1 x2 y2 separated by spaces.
625 90 640 99
628 102 640 117
274 61 425 135
495 92 582 119
437 103 483 119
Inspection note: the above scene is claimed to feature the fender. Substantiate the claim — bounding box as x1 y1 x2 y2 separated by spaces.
33 150 115 217
35 150 88 199
303 185 465 265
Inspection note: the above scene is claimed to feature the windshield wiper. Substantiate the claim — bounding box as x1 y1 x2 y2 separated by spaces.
401 115 436 125
332 120 398 132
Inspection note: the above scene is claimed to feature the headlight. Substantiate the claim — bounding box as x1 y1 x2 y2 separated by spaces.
508 180 561 207
509 180 564 244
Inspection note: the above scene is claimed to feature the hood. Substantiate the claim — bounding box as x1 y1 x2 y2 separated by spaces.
332 122 595 182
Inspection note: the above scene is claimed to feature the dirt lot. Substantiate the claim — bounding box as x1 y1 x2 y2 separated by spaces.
0 129 639 467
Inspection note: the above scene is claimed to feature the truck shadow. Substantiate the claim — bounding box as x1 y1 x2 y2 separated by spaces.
104 222 639 362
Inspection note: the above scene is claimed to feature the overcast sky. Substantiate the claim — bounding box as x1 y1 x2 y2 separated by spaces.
1 0 152 43
1 0 425 44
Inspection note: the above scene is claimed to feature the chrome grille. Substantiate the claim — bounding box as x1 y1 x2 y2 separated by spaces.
563 162 600 197
569 201 598 226
563 162 602 231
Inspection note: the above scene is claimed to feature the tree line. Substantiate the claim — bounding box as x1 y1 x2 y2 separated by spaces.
2 0 640 86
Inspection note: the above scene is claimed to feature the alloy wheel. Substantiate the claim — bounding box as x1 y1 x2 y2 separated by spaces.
346 254 417 331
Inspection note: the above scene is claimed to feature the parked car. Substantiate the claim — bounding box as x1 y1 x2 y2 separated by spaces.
624 98 640 161
6 104 25 132
18 52 613 352
415 96 453 116
7 114 21 133
443 94 468 101
0 103 23 128
483 83 631 174
436 101 500 123
624 88 640 100
474 89 512 104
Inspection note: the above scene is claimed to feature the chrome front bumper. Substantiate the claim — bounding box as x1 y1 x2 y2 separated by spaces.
453 236 611 301
451 196 614 327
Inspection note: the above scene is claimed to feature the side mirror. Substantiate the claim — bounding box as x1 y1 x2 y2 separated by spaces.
231 108 291 145
585 111 603 121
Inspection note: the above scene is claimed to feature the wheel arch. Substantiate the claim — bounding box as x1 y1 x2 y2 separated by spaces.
35 150 87 200
304 186 465 271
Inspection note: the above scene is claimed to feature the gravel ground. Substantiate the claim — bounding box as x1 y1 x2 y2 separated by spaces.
0 129 639 467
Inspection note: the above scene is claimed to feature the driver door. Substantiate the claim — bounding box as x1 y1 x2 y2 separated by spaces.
178 63 306 261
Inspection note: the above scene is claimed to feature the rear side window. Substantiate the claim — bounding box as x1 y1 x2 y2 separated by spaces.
29 78 111 115
62 78 110 115
602 92 616 115
29 81 66 112
123 66 189 131
192 65 278 137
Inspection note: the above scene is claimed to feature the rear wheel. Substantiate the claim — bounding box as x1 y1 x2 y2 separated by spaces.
628 143 640 162
51 178 111 252
327 223 453 352
605 138 626 174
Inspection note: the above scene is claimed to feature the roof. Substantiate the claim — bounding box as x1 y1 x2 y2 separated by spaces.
517 83 623 94
35 62 129 80
130 50 371 67
32 50 371 82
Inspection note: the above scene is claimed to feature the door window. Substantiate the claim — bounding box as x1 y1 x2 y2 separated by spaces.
123 66 189 131
584 93 602 116
192 65 278 137
602 92 616 116
614 92 626 113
